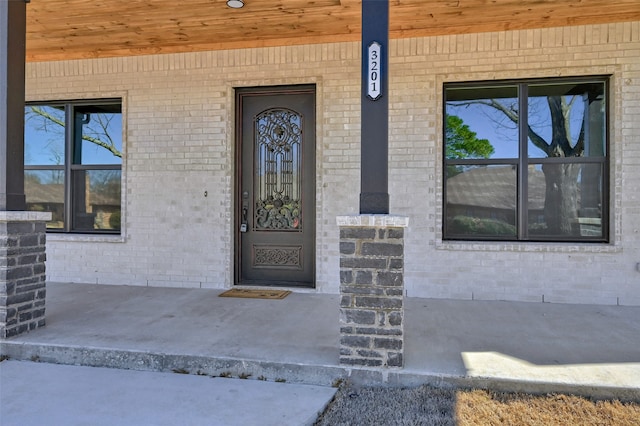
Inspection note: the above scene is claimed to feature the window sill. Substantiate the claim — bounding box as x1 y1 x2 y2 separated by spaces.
47 233 125 243
436 240 620 254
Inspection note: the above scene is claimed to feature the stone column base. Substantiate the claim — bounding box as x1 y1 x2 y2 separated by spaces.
1 212 51 339
337 215 409 368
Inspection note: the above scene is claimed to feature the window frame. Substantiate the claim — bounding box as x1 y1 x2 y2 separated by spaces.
24 98 123 234
443 76 610 243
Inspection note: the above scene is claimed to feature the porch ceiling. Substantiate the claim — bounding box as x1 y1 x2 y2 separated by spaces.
26 0 640 62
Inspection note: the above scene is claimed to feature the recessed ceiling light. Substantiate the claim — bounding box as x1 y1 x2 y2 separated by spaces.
227 0 244 8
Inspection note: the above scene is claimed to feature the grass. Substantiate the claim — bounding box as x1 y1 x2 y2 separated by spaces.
315 384 640 426
457 390 640 426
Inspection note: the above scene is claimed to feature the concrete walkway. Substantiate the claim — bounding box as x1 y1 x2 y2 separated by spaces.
2 282 640 423
0 360 335 426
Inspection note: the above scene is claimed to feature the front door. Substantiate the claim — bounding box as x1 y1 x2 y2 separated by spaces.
236 85 315 287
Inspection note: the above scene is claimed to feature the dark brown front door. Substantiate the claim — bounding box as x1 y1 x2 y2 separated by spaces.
235 85 315 287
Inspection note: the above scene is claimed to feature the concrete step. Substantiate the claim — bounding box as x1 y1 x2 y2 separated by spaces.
3 339 639 402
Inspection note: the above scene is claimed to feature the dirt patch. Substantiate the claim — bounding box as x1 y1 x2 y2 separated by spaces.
315 384 640 425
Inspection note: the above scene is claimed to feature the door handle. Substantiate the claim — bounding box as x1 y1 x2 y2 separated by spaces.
240 190 249 232
241 205 248 233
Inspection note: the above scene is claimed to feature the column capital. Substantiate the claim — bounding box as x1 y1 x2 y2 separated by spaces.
0 212 52 223
337 215 409 228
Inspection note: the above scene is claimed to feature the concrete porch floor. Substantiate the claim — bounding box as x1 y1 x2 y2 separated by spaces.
2 281 639 400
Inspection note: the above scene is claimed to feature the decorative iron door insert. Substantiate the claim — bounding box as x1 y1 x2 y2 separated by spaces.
236 86 315 287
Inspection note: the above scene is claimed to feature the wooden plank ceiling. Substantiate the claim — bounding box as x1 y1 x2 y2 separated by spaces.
26 0 640 62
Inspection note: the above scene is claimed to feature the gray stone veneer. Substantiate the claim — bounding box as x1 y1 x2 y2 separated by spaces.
1 212 51 339
337 215 409 368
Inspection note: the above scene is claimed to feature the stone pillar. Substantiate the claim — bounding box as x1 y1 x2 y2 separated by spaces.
1 212 51 339
337 215 409 368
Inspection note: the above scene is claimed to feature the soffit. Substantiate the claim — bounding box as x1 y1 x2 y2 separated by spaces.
26 0 640 62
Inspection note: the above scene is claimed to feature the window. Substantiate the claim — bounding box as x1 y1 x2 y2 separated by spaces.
443 77 608 242
24 100 122 233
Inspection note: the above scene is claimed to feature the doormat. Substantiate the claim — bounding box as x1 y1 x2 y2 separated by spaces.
219 288 291 299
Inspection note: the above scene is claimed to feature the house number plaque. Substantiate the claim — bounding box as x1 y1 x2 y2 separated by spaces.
367 42 382 100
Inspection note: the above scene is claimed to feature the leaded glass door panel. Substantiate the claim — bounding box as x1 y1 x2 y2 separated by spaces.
236 86 315 287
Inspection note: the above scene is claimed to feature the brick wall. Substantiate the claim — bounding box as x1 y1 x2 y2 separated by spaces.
25 21 640 305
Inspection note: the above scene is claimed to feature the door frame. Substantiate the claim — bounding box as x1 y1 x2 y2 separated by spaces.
233 84 317 287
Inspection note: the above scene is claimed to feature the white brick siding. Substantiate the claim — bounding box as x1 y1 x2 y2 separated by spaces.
26 21 640 305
